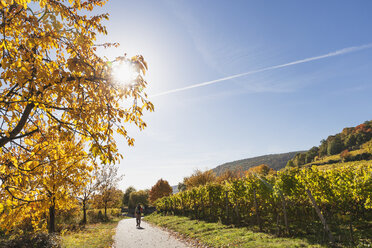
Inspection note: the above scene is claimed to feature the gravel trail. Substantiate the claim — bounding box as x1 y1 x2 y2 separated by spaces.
113 218 192 248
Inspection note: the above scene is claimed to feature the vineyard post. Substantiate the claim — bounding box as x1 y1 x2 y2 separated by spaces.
186 195 190 217
305 188 334 243
193 197 198 219
235 202 240 225
173 198 176 215
349 221 355 245
208 190 213 220
349 216 355 245
181 198 185 215
280 192 289 235
225 191 229 223
201 195 205 219
253 187 262 231
275 208 280 236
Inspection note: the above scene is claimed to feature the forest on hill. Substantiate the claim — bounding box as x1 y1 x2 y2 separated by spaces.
288 120 372 167
212 151 301 176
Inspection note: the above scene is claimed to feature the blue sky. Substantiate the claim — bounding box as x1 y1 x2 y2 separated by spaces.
95 0 372 190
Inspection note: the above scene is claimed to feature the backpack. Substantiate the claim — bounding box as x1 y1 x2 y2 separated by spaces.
135 206 141 214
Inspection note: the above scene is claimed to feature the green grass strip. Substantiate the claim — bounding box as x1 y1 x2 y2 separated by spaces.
144 213 325 248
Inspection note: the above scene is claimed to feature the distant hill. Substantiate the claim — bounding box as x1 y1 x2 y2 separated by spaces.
171 151 301 192
212 151 301 176
171 185 179 194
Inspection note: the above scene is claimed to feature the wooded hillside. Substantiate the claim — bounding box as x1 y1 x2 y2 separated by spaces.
287 120 372 167
212 151 301 176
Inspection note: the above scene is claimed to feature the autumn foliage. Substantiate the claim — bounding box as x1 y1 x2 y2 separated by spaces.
129 190 149 209
149 179 172 203
246 164 276 176
340 149 351 162
0 0 153 234
216 168 243 183
91 188 123 213
155 162 372 245
183 169 216 189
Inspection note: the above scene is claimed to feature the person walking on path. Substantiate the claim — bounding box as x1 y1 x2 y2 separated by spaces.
114 218 191 248
135 204 143 228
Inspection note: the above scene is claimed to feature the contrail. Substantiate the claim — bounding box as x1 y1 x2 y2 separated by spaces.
151 43 372 97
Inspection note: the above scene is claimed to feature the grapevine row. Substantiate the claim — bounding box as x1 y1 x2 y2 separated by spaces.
155 162 372 243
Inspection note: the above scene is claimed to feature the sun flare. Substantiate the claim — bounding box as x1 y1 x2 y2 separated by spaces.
111 61 138 87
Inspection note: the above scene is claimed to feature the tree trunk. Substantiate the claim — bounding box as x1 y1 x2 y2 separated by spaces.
49 204 56 233
104 203 107 218
82 200 87 224
305 189 334 243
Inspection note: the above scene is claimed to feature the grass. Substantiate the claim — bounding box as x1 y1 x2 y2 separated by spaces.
60 217 124 248
316 159 371 170
144 213 325 248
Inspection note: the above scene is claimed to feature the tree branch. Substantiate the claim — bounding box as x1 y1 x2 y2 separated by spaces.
0 102 35 147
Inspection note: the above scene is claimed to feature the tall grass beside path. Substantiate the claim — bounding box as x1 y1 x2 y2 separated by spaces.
60 216 126 248
144 213 325 248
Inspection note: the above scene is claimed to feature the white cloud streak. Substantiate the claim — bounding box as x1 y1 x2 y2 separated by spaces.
151 43 372 97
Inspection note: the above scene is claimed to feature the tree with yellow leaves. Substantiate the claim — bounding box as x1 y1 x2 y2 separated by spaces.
0 0 153 162
1 128 92 233
91 187 123 214
0 0 153 233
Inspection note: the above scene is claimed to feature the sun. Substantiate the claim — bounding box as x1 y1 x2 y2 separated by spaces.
111 60 138 87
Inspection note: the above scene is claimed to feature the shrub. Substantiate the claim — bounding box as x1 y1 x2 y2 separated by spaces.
87 209 106 223
327 137 343 155
56 207 80 225
110 208 121 217
350 152 372 161
85 209 122 223
1 233 60 248
340 149 351 162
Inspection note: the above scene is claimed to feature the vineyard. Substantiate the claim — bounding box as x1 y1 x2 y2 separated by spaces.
155 161 372 246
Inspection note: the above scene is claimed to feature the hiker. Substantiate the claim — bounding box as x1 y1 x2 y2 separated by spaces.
135 204 143 227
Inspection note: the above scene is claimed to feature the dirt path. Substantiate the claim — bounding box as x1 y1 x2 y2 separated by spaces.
113 218 192 248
